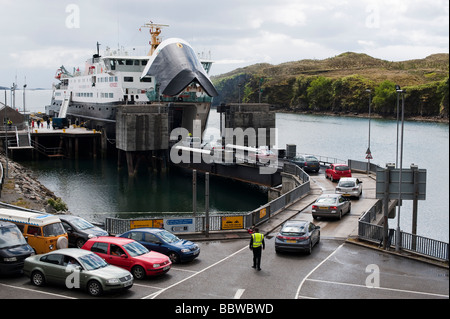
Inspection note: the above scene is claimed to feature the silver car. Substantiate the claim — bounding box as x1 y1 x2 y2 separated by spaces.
335 177 363 199
23 248 133 296
312 194 351 220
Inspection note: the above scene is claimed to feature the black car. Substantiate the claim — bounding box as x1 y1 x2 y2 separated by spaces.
59 215 109 248
275 220 320 254
0 221 35 275
290 155 320 173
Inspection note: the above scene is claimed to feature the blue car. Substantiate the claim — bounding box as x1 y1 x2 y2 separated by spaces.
118 228 200 263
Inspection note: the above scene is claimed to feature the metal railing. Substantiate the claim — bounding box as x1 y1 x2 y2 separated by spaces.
355 158 449 262
105 162 310 235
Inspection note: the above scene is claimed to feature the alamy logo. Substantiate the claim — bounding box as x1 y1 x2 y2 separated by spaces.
65 4 80 29
170 120 278 175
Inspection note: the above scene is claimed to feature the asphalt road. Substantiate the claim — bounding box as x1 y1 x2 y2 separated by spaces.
0 172 448 303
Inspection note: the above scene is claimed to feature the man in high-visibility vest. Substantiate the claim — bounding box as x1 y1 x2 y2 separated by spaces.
249 227 265 271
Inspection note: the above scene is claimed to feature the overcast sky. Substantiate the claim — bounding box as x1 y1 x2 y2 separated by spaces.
0 0 448 88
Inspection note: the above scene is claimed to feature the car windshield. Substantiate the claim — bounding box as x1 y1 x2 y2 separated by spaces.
70 217 95 230
0 227 27 248
79 253 108 270
158 230 181 244
339 181 356 187
281 224 307 236
123 241 149 257
336 165 350 171
43 222 66 237
316 197 337 205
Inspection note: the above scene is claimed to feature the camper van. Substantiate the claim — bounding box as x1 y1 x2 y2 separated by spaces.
0 208 68 254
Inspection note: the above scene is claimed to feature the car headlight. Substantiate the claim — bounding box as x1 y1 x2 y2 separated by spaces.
4 257 17 262
181 249 190 253
49 244 54 250
106 278 120 285
153 263 160 268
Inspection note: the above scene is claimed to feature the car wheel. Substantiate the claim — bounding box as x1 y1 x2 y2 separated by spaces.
338 210 343 220
168 252 180 264
132 265 146 280
87 280 103 297
76 238 86 248
31 271 45 287
307 241 313 255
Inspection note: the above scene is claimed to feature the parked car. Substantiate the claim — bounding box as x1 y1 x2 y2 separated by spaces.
274 220 320 254
249 148 277 163
52 117 69 130
312 194 351 220
82 237 171 279
291 155 320 173
118 228 200 263
23 248 133 296
59 215 109 248
0 221 35 275
325 163 352 181
335 177 363 199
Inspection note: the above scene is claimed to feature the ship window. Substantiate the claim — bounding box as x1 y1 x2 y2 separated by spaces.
140 77 152 83
109 77 114 82
124 77 134 82
134 60 140 65
109 93 114 98
115 76 118 82
126 60 133 65
141 60 147 66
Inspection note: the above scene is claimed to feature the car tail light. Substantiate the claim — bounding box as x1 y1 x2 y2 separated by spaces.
330 206 337 210
352 187 358 191
312 205 318 210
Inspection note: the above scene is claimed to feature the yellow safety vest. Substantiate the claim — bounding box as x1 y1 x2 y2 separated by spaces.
252 233 264 248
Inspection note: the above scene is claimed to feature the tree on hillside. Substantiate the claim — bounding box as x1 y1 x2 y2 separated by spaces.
372 80 397 115
306 76 333 111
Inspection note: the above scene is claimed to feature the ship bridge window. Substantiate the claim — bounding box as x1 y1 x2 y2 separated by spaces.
126 60 133 65
134 60 140 66
141 60 147 66
140 77 152 83
124 76 134 82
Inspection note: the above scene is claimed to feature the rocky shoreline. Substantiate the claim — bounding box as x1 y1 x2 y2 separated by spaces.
0 153 68 214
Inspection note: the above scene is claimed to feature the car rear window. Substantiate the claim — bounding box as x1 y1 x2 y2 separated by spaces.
339 181 355 187
281 225 307 236
305 156 318 162
316 197 337 204
336 165 350 171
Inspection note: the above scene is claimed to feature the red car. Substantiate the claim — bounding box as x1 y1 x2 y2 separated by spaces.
325 164 352 182
82 237 171 279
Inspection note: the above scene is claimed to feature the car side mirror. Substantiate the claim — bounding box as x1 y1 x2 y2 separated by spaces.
315 226 321 229
120 254 127 258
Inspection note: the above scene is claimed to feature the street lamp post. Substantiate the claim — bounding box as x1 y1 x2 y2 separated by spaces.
395 85 406 252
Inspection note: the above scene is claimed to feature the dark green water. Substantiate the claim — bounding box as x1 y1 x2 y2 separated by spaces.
21 158 268 223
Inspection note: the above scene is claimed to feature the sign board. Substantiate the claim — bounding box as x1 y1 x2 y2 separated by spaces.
165 218 195 233
259 208 267 219
376 168 426 200
130 219 163 229
365 153 373 160
221 216 244 230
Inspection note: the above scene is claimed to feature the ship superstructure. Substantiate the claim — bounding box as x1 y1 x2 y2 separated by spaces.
47 22 217 139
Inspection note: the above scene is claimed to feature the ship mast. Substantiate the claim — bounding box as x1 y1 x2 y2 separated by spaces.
140 22 169 56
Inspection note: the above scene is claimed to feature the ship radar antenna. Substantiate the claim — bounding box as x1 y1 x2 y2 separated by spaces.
140 21 169 56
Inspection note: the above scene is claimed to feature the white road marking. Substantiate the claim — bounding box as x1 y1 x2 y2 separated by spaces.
142 245 249 299
295 243 344 299
234 289 245 299
0 283 77 299
305 278 449 298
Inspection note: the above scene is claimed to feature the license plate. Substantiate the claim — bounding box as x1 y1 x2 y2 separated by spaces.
286 240 296 243
319 206 328 210
124 280 132 287
163 265 170 271
343 194 351 196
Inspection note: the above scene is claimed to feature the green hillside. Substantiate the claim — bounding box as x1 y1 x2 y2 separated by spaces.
211 52 449 120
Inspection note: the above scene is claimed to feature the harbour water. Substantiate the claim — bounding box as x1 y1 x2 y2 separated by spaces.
3 90 449 242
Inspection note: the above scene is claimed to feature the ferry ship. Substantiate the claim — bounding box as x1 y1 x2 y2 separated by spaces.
46 22 217 139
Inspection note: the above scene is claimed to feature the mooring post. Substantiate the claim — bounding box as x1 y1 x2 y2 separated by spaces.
193 169 197 217
205 172 210 237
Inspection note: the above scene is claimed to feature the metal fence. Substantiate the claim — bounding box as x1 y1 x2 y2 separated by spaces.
354 157 449 262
